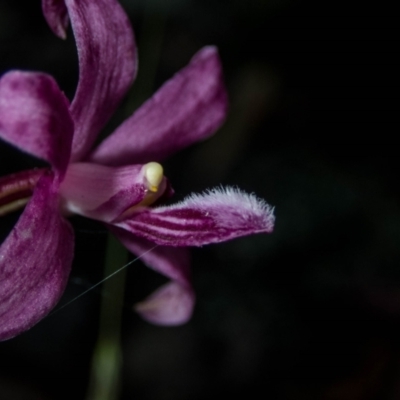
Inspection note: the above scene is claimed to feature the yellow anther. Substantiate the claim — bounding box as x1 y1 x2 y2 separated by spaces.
0 198 29 217
143 162 163 192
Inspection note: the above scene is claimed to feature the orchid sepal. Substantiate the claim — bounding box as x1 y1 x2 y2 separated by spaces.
0 173 74 340
90 46 228 166
0 71 73 180
42 0 137 161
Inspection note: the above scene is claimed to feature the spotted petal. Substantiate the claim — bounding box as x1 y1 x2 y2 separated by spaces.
0 71 73 179
112 231 195 325
90 46 228 166
115 187 275 247
0 173 74 341
42 0 137 161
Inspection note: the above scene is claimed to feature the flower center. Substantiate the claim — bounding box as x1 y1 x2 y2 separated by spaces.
0 169 46 217
57 161 167 223
144 162 164 193
115 162 166 220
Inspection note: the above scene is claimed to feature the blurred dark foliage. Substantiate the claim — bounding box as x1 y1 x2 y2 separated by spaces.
1 0 399 399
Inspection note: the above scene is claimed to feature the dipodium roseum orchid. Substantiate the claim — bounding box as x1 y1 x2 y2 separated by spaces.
0 0 275 341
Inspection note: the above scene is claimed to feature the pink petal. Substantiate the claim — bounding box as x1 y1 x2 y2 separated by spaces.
0 173 74 341
114 187 275 247
90 46 228 166
135 282 195 326
0 71 73 179
59 162 166 223
112 230 195 325
42 0 69 39
63 0 137 161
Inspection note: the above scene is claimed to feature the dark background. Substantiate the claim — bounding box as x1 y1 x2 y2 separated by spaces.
1 0 400 399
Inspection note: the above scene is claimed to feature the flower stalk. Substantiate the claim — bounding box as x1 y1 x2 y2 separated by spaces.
86 233 128 400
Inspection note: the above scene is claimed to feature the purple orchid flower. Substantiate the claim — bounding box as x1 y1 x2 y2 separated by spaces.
0 0 275 341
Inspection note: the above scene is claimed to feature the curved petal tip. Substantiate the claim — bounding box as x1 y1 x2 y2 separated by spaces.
134 282 195 326
42 0 69 39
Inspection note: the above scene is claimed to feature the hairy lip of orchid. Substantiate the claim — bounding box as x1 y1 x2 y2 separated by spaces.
0 0 275 341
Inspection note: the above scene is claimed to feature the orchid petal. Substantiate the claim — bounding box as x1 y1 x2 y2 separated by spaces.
135 282 195 326
0 71 73 179
42 0 69 39
59 162 166 223
0 173 74 341
114 187 275 247
90 46 228 166
111 230 195 325
61 0 137 161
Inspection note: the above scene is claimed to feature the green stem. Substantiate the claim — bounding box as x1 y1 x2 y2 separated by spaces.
85 233 128 400
86 5 168 399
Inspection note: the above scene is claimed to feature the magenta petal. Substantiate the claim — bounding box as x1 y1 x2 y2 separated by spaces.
59 163 152 223
64 0 137 161
0 71 73 179
112 230 195 325
90 46 228 166
0 174 74 341
42 0 69 39
115 187 275 247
